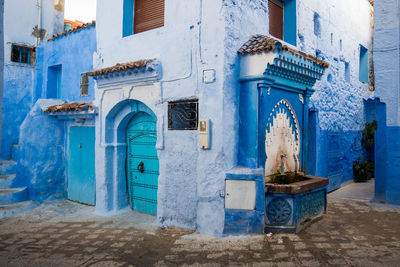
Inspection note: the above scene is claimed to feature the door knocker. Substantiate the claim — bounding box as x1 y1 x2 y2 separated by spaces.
137 161 144 173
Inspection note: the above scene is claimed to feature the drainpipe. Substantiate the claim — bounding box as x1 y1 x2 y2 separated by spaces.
36 0 42 47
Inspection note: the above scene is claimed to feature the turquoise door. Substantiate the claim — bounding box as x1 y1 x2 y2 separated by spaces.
68 126 96 205
127 112 159 215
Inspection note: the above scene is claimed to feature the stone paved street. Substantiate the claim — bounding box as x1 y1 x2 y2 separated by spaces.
0 183 400 266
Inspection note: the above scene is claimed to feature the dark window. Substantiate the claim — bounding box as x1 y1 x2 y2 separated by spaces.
11 45 34 64
268 0 283 40
123 0 165 37
80 74 89 96
168 100 198 130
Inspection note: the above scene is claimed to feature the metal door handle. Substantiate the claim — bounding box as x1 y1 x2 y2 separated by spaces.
137 161 144 173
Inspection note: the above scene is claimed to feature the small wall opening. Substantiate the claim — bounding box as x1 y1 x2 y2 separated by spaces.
313 12 321 37
47 65 62 98
359 45 369 83
345 62 350 83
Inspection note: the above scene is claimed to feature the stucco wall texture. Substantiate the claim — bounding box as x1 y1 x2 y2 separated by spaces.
373 0 400 205
34 25 96 101
19 26 97 202
1 0 64 159
94 0 372 235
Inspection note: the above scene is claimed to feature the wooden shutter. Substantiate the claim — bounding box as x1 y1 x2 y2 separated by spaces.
268 0 283 40
134 0 165 34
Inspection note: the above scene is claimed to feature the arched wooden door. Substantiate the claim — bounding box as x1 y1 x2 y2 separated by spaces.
126 112 159 215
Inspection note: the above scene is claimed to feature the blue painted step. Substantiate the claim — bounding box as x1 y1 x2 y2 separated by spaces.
0 174 16 189
0 201 37 219
0 187 28 204
0 160 17 176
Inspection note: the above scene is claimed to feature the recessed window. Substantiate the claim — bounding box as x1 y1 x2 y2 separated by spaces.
268 0 283 40
123 0 165 37
268 0 296 46
168 100 198 130
80 74 89 96
47 65 62 99
11 45 35 65
359 45 369 83
313 12 321 37
345 62 350 83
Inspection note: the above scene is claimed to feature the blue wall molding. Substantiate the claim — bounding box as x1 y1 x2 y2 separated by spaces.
94 61 162 89
47 109 97 121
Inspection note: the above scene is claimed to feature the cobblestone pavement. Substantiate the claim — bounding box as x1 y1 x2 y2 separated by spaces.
0 198 399 266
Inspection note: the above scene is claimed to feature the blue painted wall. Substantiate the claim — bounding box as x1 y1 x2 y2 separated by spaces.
34 25 96 102
0 0 3 148
15 26 97 202
1 64 35 159
373 0 400 205
16 99 65 201
0 0 64 160
93 0 372 235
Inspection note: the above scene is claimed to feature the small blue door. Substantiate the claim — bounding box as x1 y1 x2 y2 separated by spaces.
68 126 96 205
127 112 159 215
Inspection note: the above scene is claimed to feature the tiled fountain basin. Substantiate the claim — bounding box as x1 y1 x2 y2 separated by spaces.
265 175 329 234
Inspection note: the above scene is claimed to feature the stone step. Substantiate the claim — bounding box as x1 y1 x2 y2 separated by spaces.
11 144 19 161
0 201 37 219
0 174 16 189
0 187 28 204
0 160 17 176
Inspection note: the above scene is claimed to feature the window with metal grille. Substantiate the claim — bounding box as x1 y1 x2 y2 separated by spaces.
11 44 35 64
123 0 165 37
80 74 89 96
168 100 198 130
268 0 283 40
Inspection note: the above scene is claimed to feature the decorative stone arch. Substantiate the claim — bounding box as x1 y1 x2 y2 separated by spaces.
95 99 157 214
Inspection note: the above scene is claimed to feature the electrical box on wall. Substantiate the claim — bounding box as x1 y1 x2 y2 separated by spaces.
225 180 256 210
199 119 210 149
203 69 216 84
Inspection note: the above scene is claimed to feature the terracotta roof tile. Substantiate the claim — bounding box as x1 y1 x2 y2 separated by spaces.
87 59 155 77
239 35 329 68
48 21 96 42
44 102 94 113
